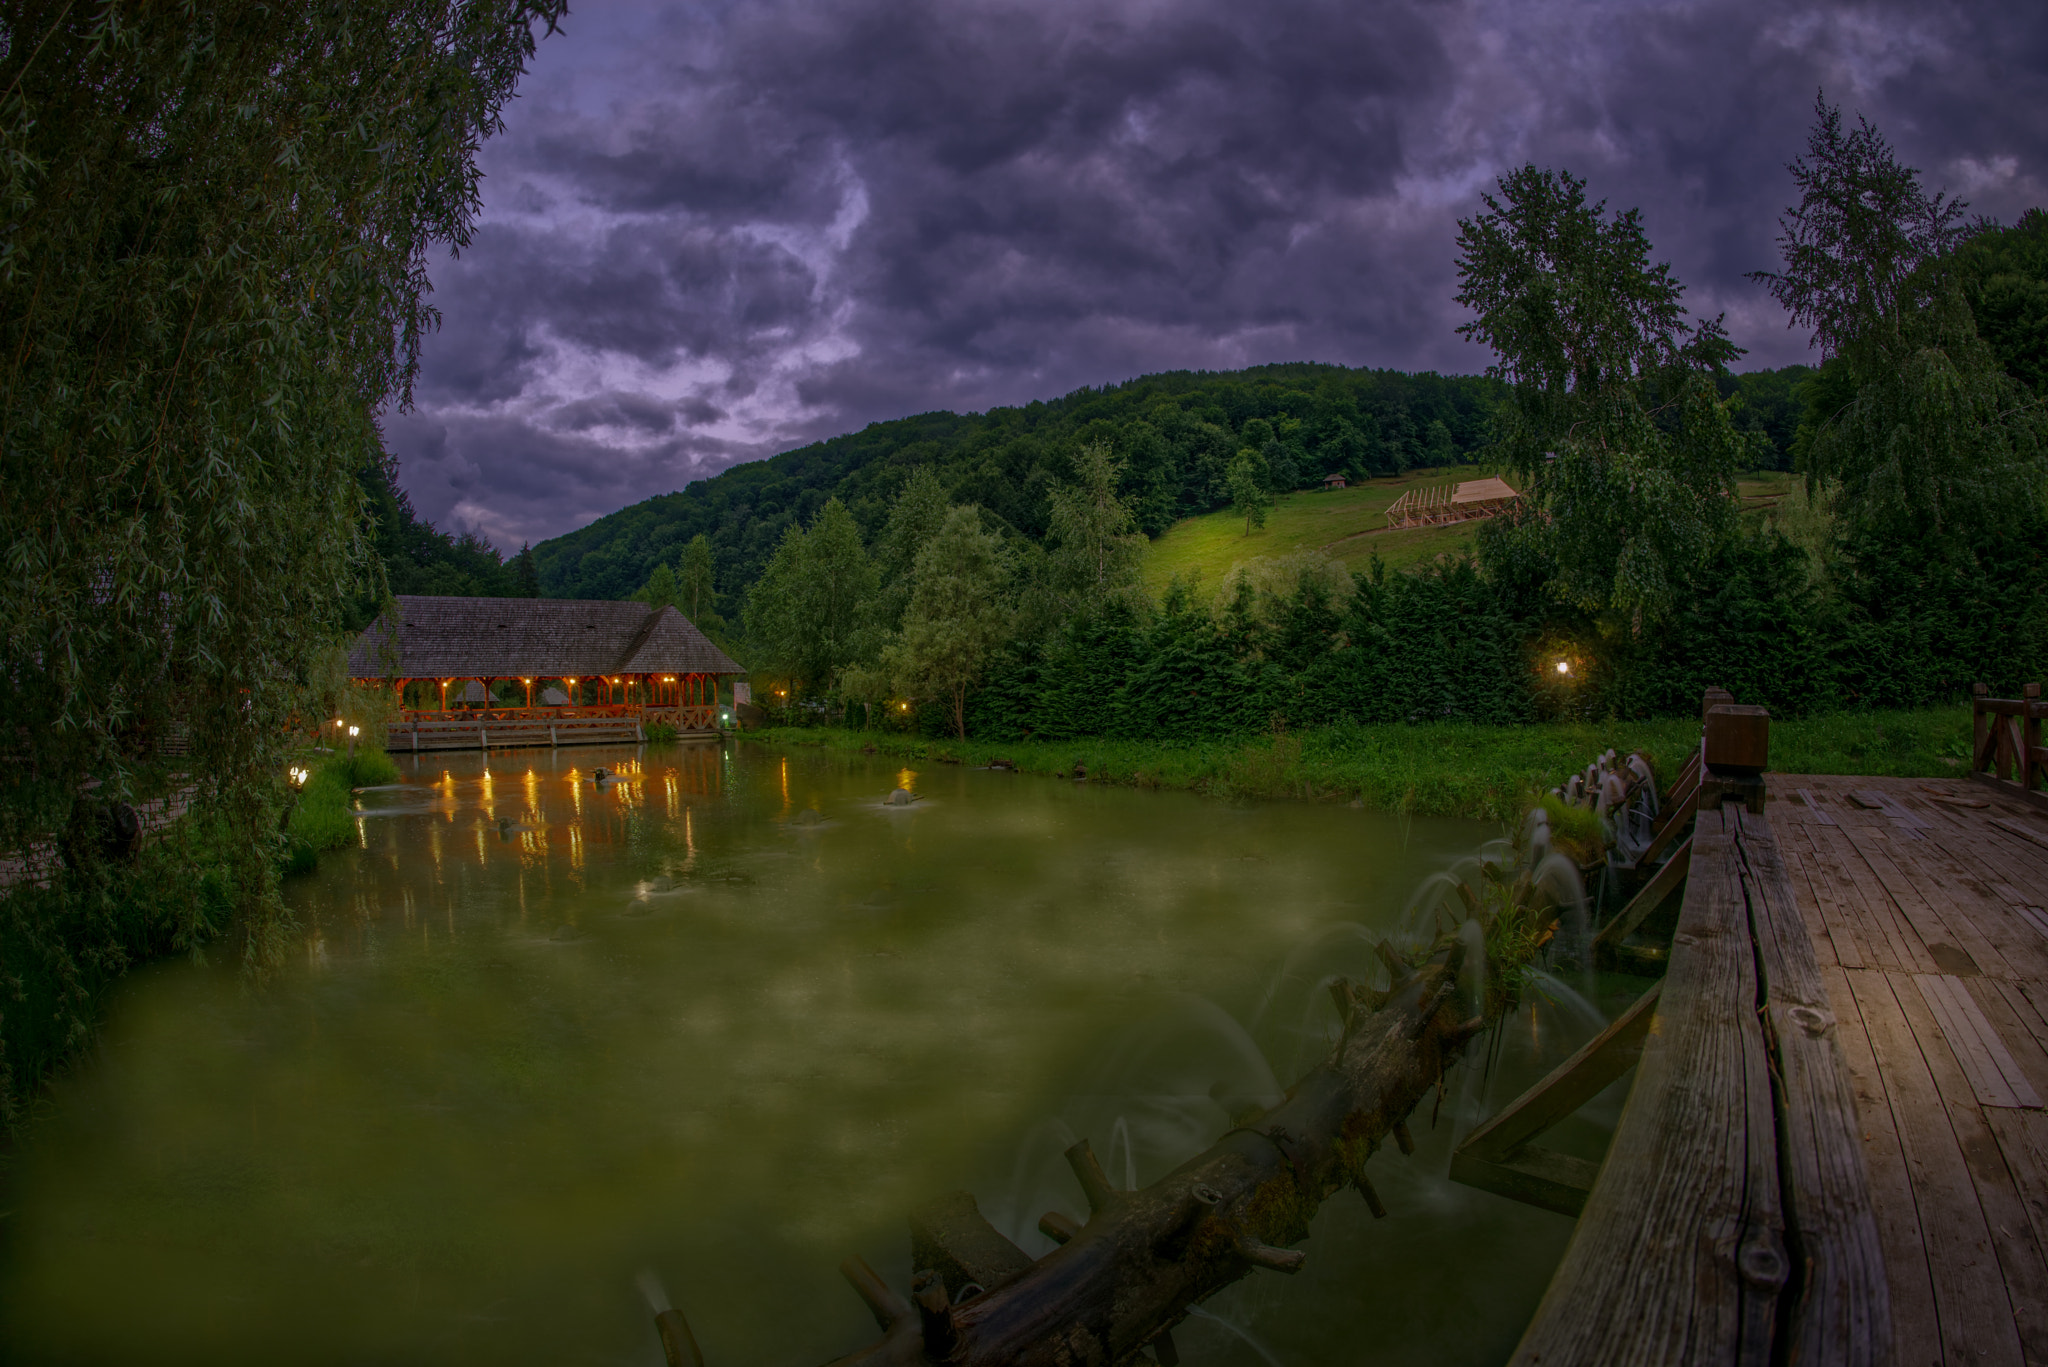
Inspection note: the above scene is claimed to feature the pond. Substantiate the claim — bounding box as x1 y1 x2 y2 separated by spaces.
1 742 1632 1366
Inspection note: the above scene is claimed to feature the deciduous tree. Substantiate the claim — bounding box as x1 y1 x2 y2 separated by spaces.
888 507 1015 737
1228 448 1273 536
1456 165 1752 626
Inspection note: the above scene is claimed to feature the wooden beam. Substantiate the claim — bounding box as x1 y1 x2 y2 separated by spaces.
1454 980 1663 1168
1729 807 1891 1367
1449 1144 1603 1219
1510 809 1787 1365
1595 838 1691 964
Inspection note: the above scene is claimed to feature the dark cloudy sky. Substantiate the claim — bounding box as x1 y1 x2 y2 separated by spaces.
385 0 2048 549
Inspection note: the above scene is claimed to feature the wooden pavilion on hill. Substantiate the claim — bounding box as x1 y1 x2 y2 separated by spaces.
347 595 745 752
1385 475 1521 529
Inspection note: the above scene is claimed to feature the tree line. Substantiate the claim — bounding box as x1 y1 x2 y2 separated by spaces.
535 359 1816 616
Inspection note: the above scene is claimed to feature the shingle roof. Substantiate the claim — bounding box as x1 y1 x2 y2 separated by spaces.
347 596 745 679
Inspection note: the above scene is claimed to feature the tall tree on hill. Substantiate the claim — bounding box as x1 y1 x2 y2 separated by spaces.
1037 443 1148 623
1754 96 2045 545
1229 448 1273 537
743 498 876 694
889 506 1016 738
679 533 721 624
1456 165 1753 627
513 544 541 597
869 466 951 633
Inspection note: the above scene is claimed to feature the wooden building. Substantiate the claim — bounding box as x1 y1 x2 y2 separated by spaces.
1385 475 1520 529
348 595 744 752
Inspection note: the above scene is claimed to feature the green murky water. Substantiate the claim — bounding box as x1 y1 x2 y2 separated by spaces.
2 742 1623 1366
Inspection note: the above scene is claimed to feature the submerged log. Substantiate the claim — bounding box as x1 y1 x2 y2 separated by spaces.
799 940 1491 1367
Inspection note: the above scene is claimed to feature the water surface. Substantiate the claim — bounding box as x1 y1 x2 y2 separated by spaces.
2 742 1625 1366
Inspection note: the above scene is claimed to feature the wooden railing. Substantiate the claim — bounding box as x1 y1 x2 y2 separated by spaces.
1972 682 2046 793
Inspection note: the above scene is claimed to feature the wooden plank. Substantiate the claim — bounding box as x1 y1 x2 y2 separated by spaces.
1594 841 1690 958
1852 831 2019 981
1459 982 1664 1162
1448 1144 1601 1219
1971 770 2048 817
1887 968 2048 1365
1846 968 2026 1367
1982 1109 2048 1310
1842 832 2003 979
1786 822 1869 971
2019 904 2048 941
1778 840 1838 968
1993 814 2048 857
1796 787 1839 826
1821 963 1942 1367
1919 804 2048 910
1512 809 1784 1366
1869 822 2048 984
1914 974 2044 1109
1809 824 1934 973
1967 979 2048 1110
1730 809 1890 1366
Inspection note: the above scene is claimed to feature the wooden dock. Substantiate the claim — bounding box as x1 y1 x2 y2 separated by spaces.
1476 692 2048 1367
1774 774 2048 1366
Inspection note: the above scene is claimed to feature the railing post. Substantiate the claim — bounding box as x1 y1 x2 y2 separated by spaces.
1974 683 1992 775
2027 683 2043 793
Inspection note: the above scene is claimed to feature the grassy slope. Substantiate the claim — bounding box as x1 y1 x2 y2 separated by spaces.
1140 466 1489 594
752 706 1973 825
1142 469 1807 597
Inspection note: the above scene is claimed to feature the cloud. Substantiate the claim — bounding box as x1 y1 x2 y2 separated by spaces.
386 0 2048 546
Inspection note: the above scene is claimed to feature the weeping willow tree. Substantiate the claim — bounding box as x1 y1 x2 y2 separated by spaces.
0 1 564 1125
1752 95 2046 547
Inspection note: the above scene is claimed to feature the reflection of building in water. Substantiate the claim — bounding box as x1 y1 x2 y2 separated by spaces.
348 595 745 752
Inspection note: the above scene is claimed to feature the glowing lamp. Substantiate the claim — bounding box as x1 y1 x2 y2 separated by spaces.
1555 661 1570 675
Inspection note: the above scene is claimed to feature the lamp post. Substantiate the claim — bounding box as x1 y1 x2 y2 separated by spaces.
348 724 359 761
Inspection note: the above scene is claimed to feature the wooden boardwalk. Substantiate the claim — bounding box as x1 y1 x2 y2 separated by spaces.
1774 774 2048 1367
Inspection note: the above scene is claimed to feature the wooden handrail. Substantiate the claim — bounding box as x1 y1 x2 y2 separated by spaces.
1971 683 2045 793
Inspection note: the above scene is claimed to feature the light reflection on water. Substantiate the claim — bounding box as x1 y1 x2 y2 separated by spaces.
1 742 1625 1367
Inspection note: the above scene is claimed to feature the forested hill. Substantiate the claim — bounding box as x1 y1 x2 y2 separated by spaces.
531 360 1810 606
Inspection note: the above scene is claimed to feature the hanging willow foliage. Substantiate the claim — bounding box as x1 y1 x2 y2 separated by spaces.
0 1 564 1119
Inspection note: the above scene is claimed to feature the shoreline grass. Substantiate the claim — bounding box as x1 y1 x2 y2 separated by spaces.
284 746 400 872
749 706 1972 824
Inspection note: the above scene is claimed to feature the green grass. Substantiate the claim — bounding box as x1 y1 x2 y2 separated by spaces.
1141 466 1494 594
285 747 400 870
753 705 1973 824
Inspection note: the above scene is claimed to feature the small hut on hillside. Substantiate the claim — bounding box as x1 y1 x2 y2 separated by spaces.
348 595 744 750
1384 476 1521 529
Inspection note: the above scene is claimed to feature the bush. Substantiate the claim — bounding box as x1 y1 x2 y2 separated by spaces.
283 745 398 870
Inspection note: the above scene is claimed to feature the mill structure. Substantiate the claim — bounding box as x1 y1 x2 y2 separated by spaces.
347 595 745 752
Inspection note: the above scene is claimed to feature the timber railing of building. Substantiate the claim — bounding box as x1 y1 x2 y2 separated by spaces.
387 703 723 753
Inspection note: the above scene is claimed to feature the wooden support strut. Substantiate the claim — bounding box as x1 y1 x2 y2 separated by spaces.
1593 836 1692 969
1449 982 1663 1217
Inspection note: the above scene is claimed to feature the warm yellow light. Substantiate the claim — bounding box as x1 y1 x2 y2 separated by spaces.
1555 660 1571 675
